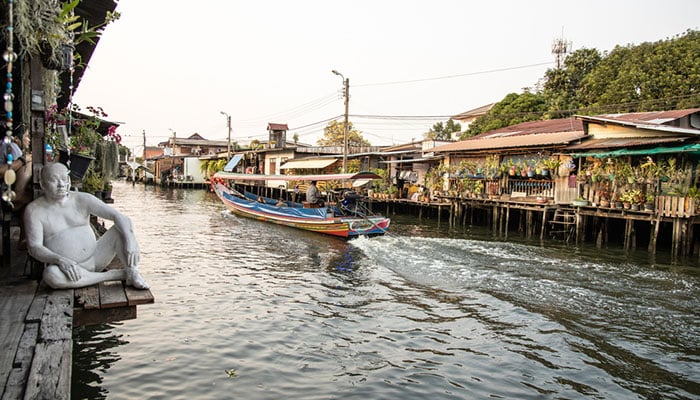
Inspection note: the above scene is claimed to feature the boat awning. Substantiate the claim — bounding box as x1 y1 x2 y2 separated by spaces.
126 161 152 172
214 171 382 182
224 154 243 172
569 143 700 158
280 158 337 169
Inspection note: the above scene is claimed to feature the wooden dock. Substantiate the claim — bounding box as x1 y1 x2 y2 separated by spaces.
1 227 154 400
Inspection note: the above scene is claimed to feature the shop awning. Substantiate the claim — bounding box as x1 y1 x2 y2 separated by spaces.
280 158 337 169
569 143 700 158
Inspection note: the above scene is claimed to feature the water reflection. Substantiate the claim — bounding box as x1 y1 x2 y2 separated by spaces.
72 324 129 399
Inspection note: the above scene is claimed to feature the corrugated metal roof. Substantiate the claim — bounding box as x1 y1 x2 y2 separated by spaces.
580 109 700 124
268 123 289 131
577 109 700 135
472 118 583 139
433 131 586 153
451 103 495 120
565 136 687 150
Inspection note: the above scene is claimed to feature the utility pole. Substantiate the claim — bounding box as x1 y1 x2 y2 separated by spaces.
221 111 232 158
342 77 349 173
332 70 349 173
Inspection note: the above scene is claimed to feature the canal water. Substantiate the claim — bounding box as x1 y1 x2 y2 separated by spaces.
72 182 700 399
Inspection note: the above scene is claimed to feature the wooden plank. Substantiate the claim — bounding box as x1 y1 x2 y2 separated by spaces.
2 323 39 400
39 289 73 342
25 286 48 323
23 340 71 400
74 306 136 327
0 281 37 386
124 286 155 306
74 285 100 310
98 281 128 308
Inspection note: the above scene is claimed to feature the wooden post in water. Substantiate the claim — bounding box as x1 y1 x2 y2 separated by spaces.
649 215 661 254
540 208 547 240
505 205 510 240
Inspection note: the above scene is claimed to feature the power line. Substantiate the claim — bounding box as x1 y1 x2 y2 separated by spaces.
354 61 554 87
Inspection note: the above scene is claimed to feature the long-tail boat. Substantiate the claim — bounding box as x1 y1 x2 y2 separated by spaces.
211 171 391 238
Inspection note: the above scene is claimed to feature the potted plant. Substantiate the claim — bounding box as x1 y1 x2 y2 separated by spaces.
542 157 562 177
81 167 104 197
572 197 589 207
644 193 655 211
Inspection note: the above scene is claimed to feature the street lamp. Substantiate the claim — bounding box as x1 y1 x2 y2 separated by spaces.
332 70 349 173
220 111 232 158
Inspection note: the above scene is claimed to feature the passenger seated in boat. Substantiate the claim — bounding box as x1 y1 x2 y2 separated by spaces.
24 162 149 290
276 198 287 207
306 180 324 207
341 190 360 208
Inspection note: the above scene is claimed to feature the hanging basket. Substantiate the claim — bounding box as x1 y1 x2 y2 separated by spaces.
58 150 94 181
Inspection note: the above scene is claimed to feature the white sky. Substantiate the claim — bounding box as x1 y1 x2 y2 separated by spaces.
72 0 700 152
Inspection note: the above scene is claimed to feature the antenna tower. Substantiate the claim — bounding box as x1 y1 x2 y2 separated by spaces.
551 29 571 68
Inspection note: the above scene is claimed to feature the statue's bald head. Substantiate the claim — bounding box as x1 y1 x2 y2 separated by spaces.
41 162 68 179
40 162 70 188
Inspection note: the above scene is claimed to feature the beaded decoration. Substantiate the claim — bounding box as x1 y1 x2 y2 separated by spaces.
2 0 17 207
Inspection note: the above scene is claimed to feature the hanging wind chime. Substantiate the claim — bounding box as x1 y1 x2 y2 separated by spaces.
2 0 17 207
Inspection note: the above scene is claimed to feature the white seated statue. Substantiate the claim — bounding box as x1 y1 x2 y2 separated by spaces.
24 162 149 290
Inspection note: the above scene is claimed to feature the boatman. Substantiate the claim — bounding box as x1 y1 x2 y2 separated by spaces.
24 162 149 290
306 180 324 207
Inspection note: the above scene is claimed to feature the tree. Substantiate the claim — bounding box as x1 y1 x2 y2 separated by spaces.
424 119 461 140
461 92 547 138
578 30 700 112
317 120 371 147
460 29 700 138
542 48 602 117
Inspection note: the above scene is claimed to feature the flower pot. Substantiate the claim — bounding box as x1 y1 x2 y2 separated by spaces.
572 199 589 207
631 204 640 211
58 150 94 181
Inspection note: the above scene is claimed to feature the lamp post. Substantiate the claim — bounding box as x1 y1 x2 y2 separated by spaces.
332 70 349 173
220 111 232 158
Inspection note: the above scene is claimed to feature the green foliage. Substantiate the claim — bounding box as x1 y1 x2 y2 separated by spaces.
542 48 602 116
578 30 700 112
317 120 371 147
424 119 461 140
461 92 547 138
200 158 228 177
347 159 361 173
464 29 700 137
81 166 104 194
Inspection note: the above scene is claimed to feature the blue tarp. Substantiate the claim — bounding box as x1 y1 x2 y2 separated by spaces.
224 154 243 172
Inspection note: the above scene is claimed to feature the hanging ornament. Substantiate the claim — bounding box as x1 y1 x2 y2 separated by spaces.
3 0 17 207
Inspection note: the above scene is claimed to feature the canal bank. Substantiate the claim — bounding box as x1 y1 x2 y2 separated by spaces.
207 179 699 259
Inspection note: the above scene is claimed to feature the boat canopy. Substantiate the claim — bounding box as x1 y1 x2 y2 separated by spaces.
213 171 383 182
280 158 336 170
